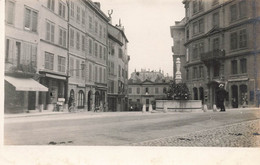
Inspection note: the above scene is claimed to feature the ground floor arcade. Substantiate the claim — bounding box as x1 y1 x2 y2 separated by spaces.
188 78 258 109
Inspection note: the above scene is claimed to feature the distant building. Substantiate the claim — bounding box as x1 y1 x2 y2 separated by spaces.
107 20 130 111
128 69 172 111
172 0 260 109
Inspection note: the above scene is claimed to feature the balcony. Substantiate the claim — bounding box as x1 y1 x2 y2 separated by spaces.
201 49 225 62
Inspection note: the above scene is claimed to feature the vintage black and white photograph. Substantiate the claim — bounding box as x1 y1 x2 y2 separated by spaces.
1 0 260 164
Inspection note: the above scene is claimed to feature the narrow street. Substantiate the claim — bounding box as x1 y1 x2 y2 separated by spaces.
4 109 260 146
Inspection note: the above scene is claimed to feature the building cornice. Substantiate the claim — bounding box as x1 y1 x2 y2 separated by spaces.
108 33 124 46
40 39 68 50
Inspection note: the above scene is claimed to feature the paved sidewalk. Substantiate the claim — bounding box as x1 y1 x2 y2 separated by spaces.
132 119 260 147
4 107 260 119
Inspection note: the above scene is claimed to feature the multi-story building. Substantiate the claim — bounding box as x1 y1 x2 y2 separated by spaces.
37 0 69 111
67 0 109 111
128 69 172 111
4 0 129 113
172 0 260 109
4 0 48 113
107 21 130 111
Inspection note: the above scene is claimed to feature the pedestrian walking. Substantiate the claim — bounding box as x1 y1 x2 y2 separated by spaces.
216 84 228 112
68 94 75 112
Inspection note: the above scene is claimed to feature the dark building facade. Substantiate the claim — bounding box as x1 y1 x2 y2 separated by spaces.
172 0 260 109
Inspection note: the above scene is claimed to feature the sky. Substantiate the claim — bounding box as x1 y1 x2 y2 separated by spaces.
97 0 185 77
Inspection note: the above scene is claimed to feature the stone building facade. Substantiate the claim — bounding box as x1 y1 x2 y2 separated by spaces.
107 22 130 112
38 0 69 111
4 0 48 113
67 0 109 112
4 0 129 113
172 0 260 109
128 70 172 111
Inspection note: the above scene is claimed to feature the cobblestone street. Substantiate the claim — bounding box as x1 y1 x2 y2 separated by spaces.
133 119 260 147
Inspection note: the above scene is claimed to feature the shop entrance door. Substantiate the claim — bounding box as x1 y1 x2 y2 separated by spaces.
28 91 36 110
231 85 238 108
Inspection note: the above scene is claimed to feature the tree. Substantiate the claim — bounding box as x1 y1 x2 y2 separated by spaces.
167 82 190 100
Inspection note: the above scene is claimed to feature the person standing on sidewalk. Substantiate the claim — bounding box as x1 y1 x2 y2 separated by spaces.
68 94 75 112
217 84 228 112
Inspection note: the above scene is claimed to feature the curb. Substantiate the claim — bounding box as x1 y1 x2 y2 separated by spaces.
4 108 260 119
4 111 70 119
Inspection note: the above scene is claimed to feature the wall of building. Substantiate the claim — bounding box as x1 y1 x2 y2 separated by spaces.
180 0 260 109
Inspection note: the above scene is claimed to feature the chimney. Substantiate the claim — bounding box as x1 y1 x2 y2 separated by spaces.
94 2 101 9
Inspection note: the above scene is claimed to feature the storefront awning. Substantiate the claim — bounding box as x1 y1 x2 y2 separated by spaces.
5 76 48 91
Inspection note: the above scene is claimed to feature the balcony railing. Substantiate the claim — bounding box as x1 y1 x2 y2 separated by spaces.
200 49 225 61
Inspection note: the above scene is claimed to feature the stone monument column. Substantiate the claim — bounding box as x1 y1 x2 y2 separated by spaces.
175 58 182 84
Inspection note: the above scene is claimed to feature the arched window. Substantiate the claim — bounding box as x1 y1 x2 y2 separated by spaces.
95 91 100 107
78 90 85 109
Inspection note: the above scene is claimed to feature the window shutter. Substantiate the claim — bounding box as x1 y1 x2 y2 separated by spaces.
32 11 38 32
51 24 55 43
25 8 31 29
63 30 66 47
46 22 50 41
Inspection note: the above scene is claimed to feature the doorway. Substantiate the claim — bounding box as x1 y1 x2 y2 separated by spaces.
146 99 149 111
87 91 92 111
77 90 85 109
193 87 198 100
231 85 238 108
28 91 36 110
199 87 204 104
